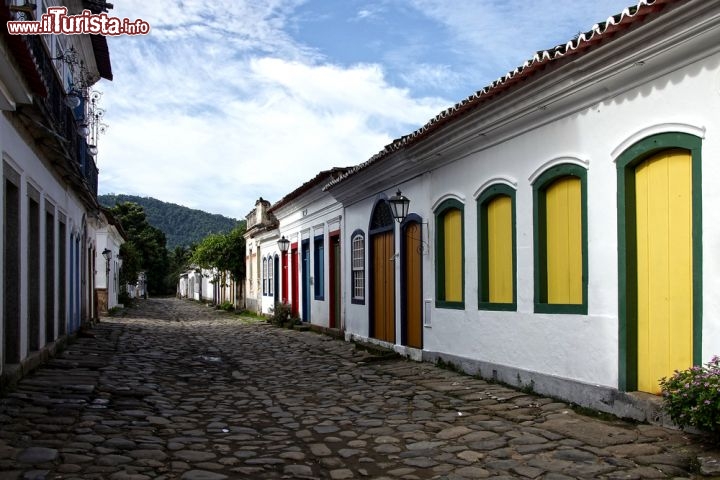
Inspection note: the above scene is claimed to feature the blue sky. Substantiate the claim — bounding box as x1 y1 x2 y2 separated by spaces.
98 0 636 219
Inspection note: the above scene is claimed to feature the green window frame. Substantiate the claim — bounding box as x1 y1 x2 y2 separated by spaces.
533 163 588 315
435 198 465 309
477 184 517 311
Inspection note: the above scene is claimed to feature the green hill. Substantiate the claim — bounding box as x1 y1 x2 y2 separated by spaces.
99 194 242 249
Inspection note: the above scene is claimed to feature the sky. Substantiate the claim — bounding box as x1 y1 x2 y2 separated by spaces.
98 0 637 220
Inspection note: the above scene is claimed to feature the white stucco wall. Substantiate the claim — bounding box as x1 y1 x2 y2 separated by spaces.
273 192 343 326
95 219 124 310
1 113 92 370
256 231 280 315
340 41 720 391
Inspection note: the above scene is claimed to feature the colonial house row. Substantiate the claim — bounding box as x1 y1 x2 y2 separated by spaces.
1 1 115 386
244 170 349 327
177 266 238 306
242 0 719 419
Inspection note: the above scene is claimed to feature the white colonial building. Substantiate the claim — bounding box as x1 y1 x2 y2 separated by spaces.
269 168 349 326
0 1 113 384
321 0 720 419
244 198 278 313
93 207 125 313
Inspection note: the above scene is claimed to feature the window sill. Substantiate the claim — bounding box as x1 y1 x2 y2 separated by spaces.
534 303 587 315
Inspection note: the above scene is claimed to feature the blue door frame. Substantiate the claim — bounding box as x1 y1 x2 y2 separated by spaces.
301 239 311 322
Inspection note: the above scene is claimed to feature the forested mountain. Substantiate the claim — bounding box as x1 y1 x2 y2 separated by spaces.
99 194 242 249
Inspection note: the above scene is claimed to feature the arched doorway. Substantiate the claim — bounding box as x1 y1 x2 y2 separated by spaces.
369 199 395 342
617 132 702 394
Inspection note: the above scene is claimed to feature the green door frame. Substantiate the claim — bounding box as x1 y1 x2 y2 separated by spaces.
616 132 703 392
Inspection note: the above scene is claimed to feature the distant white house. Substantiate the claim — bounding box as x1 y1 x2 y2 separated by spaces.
178 267 212 303
94 208 126 313
243 198 278 313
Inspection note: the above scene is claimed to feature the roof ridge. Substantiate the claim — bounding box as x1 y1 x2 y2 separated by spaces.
324 0 679 191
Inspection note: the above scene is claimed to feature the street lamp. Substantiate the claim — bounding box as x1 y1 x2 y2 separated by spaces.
388 189 410 223
102 248 112 275
278 236 290 253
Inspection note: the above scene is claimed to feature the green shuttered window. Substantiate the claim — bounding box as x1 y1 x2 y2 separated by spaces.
435 199 464 309
533 164 588 315
478 185 516 311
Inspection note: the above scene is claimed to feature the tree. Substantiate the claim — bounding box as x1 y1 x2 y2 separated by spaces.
165 245 192 294
190 223 246 305
110 202 170 296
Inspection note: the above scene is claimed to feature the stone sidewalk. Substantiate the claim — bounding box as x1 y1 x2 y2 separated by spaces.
0 298 718 479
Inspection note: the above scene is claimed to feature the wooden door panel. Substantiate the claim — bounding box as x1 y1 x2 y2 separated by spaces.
405 223 422 348
635 149 693 394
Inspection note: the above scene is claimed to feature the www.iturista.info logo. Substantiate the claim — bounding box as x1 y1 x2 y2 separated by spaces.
6 6 150 36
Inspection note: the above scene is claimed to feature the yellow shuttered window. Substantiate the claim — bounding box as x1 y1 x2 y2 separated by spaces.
444 210 462 301
487 196 513 303
478 185 516 310
545 177 583 305
533 165 587 315
435 199 464 309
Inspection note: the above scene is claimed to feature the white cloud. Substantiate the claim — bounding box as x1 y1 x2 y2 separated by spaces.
99 0 448 219
405 0 638 82
97 1 633 219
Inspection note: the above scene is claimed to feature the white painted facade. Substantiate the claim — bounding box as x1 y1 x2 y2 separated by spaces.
185 268 214 303
325 1 720 417
254 228 280 315
177 273 189 299
271 185 344 327
244 198 277 313
94 209 125 311
0 1 112 379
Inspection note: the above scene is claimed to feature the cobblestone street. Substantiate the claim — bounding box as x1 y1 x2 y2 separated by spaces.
0 298 717 479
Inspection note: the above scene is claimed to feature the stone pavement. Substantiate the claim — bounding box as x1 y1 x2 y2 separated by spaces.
0 298 718 480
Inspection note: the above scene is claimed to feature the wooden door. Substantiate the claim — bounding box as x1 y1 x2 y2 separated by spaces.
282 252 289 304
291 245 299 316
372 231 395 342
635 149 693 394
403 222 422 348
329 234 341 329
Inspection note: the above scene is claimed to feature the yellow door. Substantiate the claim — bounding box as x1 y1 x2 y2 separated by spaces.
635 149 693 394
545 177 582 304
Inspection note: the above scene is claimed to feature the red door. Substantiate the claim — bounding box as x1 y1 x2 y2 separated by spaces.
282 251 289 304
291 244 299 316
